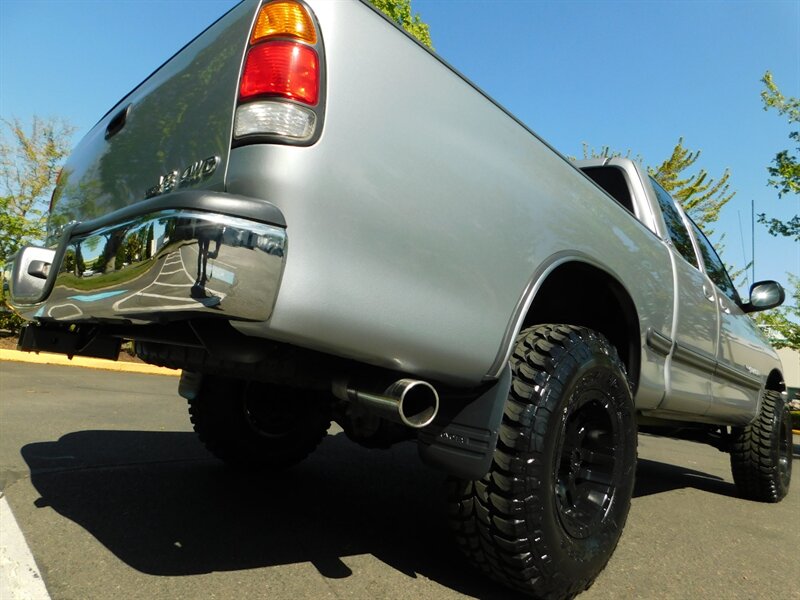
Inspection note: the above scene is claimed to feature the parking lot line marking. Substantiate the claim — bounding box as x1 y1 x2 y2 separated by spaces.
0 494 51 600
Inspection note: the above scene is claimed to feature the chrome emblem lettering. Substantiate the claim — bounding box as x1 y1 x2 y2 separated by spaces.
146 156 219 198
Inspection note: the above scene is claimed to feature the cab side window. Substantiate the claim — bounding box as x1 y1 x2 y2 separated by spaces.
650 178 698 267
688 219 741 303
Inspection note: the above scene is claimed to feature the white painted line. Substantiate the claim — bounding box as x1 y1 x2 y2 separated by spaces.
118 301 222 311
0 494 51 600
135 292 199 301
46 303 83 320
178 247 200 283
135 290 227 301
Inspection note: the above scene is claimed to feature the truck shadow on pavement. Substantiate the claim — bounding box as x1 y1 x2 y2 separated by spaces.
632 458 737 498
21 429 526 599
21 429 797 595
633 435 800 498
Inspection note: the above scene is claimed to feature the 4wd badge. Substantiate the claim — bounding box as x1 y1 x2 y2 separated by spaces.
145 156 219 198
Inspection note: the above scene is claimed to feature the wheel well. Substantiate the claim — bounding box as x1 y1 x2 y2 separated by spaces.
766 369 785 392
522 261 641 392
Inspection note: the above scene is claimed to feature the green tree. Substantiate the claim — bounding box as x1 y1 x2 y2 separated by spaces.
0 117 73 332
758 71 800 240
581 140 748 285
648 138 734 233
582 138 734 232
0 117 74 264
752 274 800 350
368 0 433 49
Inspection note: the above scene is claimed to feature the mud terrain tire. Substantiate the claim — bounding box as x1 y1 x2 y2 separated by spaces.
730 389 792 502
188 374 331 470
448 325 637 599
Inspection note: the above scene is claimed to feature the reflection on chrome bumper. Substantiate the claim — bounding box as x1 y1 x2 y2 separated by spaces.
7 210 286 323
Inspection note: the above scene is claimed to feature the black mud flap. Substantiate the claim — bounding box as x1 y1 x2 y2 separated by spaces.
418 365 511 480
178 370 203 400
18 323 121 360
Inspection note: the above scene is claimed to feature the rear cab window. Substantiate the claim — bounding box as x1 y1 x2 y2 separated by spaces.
581 166 636 215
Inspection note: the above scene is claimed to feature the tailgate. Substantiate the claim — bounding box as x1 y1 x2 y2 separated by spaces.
48 0 258 241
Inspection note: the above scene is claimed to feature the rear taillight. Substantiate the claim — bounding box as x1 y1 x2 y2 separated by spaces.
234 0 322 143
240 41 318 105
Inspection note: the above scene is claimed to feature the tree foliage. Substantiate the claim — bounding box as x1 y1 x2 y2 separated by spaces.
580 143 642 163
648 138 734 233
752 274 800 350
0 117 74 333
368 0 433 49
758 71 800 241
582 138 734 232
0 117 74 264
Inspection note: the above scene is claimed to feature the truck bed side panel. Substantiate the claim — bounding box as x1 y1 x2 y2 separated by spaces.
227 0 675 388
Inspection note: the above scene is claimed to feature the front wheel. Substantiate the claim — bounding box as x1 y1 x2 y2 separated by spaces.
448 325 637 599
730 389 792 502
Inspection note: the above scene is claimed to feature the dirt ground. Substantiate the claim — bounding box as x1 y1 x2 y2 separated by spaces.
0 334 17 351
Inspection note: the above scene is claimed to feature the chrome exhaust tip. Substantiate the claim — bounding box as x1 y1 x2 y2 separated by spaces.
386 379 439 428
333 377 439 429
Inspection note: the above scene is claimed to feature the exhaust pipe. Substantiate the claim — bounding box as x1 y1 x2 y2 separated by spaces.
333 378 439 429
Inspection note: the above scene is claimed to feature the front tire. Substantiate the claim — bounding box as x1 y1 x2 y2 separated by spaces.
188 374 331 470
730 389 792 502
448 325 637 599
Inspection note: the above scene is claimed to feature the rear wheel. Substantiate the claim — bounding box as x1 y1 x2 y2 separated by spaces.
188 374 331 469
448 325 637 599
730 389 792 502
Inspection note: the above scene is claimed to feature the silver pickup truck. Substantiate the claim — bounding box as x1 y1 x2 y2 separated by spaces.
3 1 792 598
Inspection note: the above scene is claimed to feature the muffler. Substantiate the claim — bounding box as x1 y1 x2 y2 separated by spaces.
332 378 439 429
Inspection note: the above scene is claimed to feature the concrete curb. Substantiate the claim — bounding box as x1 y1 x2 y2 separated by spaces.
0 349 179 377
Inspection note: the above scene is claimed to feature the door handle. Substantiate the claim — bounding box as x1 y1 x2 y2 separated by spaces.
105 104 130 140
702 284 715 302
719 297 731 314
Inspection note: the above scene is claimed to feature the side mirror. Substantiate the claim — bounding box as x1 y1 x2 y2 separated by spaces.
743 280 785 313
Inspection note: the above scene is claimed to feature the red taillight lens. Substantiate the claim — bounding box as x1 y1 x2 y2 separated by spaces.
240 41 319 105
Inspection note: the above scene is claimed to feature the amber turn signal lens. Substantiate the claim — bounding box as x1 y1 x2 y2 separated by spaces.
252 1 317 45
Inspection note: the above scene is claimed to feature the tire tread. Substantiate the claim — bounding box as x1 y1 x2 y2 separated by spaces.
447 324 635 599
730 389 791 503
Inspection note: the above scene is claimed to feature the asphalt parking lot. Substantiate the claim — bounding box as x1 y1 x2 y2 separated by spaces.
1 360 798 599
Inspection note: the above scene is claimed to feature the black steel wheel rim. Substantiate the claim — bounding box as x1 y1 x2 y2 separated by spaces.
242 388 300 439
554 390 621 539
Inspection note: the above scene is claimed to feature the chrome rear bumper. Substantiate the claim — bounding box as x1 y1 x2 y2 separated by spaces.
5 197 286 324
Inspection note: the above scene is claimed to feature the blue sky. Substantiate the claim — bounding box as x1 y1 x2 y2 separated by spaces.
1 0 798 295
